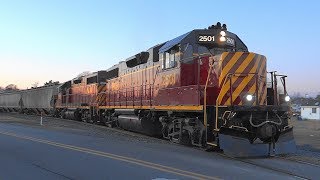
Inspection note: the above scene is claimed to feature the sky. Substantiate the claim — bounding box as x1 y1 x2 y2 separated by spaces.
0 0 319 94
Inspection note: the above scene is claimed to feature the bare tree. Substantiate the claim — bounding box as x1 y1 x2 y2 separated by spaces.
316 94 320 102
5 84 18 91
44 80 60 86
32 81 39 88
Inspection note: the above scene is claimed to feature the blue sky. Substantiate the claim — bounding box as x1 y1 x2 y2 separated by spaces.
0 0 319 94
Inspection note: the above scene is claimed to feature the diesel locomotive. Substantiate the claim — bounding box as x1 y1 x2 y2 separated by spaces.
0 22 296 157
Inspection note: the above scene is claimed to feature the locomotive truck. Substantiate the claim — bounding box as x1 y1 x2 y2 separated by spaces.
0 22 296 157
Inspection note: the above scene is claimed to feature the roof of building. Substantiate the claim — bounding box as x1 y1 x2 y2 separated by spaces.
301 105 320 108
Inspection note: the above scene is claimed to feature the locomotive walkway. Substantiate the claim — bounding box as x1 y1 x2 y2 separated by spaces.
0 113 318 179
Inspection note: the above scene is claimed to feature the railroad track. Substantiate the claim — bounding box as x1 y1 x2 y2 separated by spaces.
184 144 315 179
276 156 320 168
217 153 311 180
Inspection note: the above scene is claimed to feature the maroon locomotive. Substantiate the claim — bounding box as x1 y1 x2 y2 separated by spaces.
53 22 296 156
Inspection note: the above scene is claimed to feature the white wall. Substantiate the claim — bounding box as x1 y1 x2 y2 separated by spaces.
301 107 320 120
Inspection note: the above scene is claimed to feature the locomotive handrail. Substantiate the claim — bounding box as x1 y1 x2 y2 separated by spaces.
214 73 233 131
204 56 216 142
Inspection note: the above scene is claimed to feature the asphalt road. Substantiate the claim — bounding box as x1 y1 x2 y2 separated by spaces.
0 114 316 179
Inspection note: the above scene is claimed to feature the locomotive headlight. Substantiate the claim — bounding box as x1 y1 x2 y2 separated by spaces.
246 94 253 101
285 95 291 102
220 36 226 42
220 31 226 36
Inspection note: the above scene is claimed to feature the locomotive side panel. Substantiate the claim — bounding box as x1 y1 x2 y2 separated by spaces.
106 62 160 108
153 67 181 106
57 71 109 108
104 46 162 109
70 83 99 107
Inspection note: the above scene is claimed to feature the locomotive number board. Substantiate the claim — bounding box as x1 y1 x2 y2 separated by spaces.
197 35 235 47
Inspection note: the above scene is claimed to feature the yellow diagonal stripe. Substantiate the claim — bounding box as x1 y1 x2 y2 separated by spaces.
218 79 231 104
219 52 243 86
260 84 268 105
218 53 256 105
226 61 259 105
233 53 255 77
257 57 266 105
248 83 257 105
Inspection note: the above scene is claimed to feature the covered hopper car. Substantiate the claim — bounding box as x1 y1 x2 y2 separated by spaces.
0 92 21 112
21 85 59 114
0 84 59 114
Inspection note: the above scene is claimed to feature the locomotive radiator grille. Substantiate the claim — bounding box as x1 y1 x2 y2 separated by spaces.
218 52 267 106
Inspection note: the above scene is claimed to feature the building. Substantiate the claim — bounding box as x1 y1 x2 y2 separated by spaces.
291 104 301 116
301 106 320 120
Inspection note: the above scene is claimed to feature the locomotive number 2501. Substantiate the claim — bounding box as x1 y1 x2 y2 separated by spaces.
198 35 215 42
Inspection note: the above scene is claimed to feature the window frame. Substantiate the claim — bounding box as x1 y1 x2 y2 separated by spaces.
160 49 180 70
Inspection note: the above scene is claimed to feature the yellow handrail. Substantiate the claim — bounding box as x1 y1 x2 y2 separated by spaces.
204 57 215 142
215 73 233 131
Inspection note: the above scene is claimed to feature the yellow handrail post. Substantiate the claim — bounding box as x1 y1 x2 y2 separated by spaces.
204 57 214 143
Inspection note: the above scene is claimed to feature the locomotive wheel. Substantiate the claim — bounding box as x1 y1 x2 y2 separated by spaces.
168 125 180 144
180 129 192 146
167 123 191 146
105 121 117 128
104 116 116 128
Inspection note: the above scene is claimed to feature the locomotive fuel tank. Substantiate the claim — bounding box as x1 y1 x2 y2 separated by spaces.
116 109 162 136
63 109 81 120
118 115 143 133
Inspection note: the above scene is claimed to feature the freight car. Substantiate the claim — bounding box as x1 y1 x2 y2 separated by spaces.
0 84 59 114
0 91 21 112
21 85 59 114
0 22 296 157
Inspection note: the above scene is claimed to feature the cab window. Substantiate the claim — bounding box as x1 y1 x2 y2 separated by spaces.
160 49 180 70
182 44 193 63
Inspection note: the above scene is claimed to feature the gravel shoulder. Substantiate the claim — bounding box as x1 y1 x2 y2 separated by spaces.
279 117 320 165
